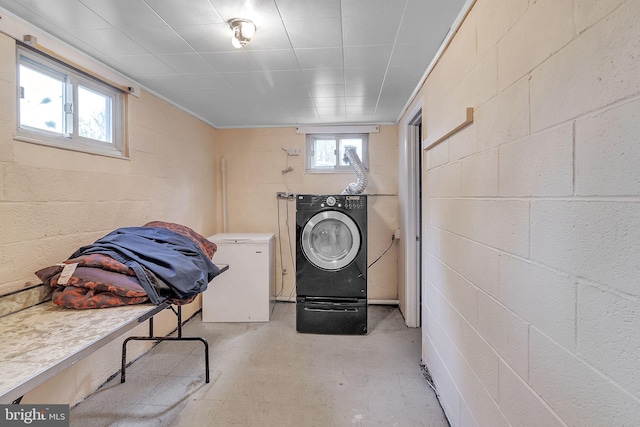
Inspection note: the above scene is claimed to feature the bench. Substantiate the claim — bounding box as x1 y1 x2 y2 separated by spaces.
0 264 228 405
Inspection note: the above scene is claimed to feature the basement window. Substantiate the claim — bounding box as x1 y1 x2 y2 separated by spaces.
16 46 125 157
306 134 369 173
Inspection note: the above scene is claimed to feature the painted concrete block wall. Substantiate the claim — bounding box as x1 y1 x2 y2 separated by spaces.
0 32 218 405
408 0 640 425
214 126 399 301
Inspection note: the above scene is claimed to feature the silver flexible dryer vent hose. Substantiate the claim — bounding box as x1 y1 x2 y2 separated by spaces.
341 146 368 195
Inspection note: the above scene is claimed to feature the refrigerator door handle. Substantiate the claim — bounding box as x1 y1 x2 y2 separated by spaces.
220 238 252 244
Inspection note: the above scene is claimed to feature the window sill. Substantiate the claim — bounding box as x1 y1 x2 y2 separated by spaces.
14 134 129 160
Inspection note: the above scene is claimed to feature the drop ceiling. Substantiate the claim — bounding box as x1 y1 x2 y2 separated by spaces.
0 0 467 128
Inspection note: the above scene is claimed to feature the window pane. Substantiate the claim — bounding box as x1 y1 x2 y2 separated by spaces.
313 138 337 167
17 47 125 157
19 64 65 134
339 138 363 166
79 86 111 143
306 133 368 173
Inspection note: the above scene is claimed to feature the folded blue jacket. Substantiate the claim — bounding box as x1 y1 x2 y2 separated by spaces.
69 227 220 305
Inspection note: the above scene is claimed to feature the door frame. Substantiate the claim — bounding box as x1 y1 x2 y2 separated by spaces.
398 102 423 327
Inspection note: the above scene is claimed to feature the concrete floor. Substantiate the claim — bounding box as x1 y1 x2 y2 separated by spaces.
70 303 449 426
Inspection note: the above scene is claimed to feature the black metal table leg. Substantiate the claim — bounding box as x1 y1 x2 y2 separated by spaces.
121 306 209 383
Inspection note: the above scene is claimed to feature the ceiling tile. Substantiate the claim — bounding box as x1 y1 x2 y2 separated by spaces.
242 19 292 51
384 65 425 90
142 74 198 92
157 53 216 74
182 87 242 108
111 54 175 76
313 97 345 108
373 112 397 123
345 83 382 98
303 68 345 86
0 2 53 31
347 114 377 123
374 106 403 120
344 67 386 86
289 108 321 124
120 25 195 54
396 0 465 45
308 84 344 98
183 73 233 90
347 104 376 115
296 47 344 70
389 43 437 69
342 15 401 47
17 0 112 30
233 84 277 98
201 51 257 72
379 84 414 102
341 0 405 19
276 0 341 20
344 45 393 69
377 94 410 109
346 96 379 107
246 49 299 71
209 0 282 24
272 84 312 98
261 69 307 87
145 0 223 26
66 28 146 56
284 18 342 49
279 97 316 109
79 0 164 28
242 92 287 109
222 71 274 96
174 23 236 53
317 105 346 118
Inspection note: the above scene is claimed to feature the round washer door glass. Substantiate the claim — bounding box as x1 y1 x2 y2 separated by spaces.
301 211 361 270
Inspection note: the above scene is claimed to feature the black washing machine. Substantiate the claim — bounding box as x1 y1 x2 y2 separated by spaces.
296 194 367 335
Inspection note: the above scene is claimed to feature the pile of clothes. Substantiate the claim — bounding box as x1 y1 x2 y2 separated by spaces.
36 221 220 309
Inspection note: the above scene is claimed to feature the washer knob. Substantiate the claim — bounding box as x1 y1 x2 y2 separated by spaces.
326 196 336 206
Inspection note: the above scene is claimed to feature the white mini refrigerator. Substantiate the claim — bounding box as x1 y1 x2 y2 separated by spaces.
203 233 275 322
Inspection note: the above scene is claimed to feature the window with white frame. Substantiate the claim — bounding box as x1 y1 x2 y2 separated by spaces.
306 133 369 173
16 45 125 157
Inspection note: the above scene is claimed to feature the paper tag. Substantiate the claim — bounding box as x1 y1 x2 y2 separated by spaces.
58 263 78 285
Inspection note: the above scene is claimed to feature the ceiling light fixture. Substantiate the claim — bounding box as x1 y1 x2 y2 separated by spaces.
228 18 256 49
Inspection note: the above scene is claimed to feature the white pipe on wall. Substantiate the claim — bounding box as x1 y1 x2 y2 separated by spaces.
221 157 228 232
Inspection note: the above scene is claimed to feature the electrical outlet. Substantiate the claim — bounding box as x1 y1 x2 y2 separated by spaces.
286 148 301 156
276 192 289 198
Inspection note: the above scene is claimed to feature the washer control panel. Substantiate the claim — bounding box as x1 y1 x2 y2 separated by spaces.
300 194 366 210
344 195 365 210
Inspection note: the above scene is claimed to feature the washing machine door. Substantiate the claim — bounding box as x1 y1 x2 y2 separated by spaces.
301 211 361 271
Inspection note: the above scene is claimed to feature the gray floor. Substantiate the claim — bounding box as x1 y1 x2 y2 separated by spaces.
70 303 449 427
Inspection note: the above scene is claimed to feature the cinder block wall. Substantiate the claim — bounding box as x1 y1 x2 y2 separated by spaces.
0 31 218 405
403 0 640 425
